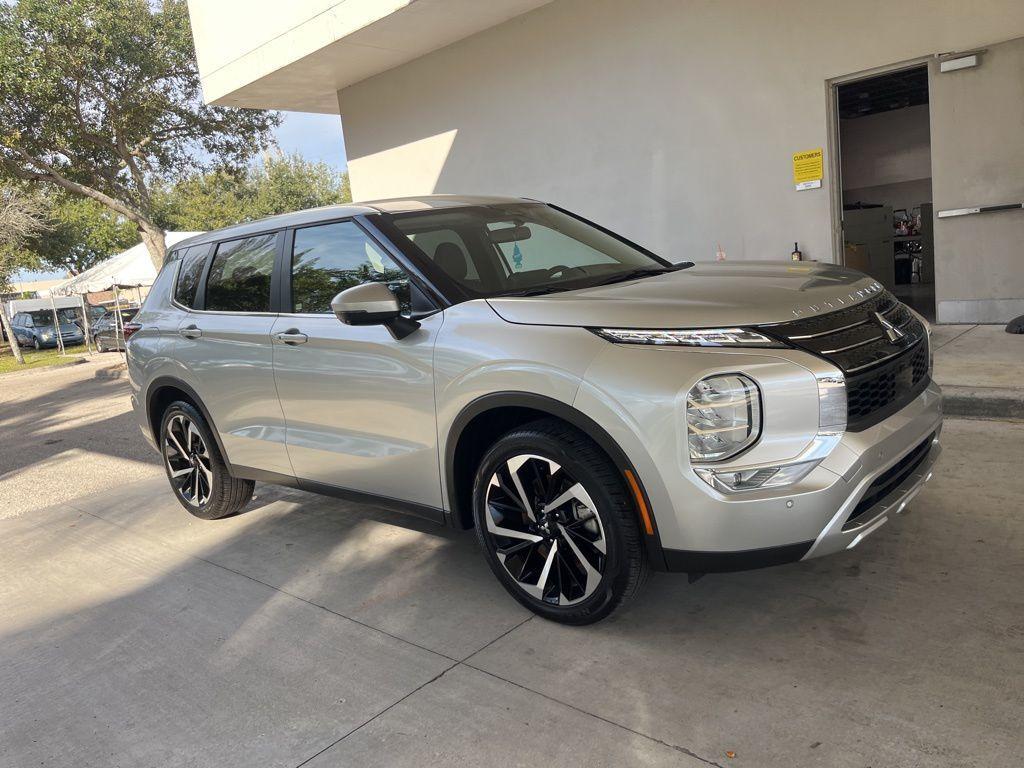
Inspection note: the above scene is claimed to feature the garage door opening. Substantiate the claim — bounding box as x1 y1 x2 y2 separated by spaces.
835 65 935 320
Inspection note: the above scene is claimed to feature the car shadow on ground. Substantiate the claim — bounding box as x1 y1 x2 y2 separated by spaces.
0 365 154 480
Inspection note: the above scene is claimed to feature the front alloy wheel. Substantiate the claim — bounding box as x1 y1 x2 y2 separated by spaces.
473 419 649 624
484 454 607 605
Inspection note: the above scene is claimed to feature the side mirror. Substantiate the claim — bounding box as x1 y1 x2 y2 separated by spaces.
330 282 420 340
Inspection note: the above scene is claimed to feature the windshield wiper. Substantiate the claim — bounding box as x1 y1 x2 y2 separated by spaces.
590 267 673 287
499 263 693 297
501 285 574 297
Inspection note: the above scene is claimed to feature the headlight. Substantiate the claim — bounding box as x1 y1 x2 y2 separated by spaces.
693 370 846 493
592 327 785 347
686 374 761 461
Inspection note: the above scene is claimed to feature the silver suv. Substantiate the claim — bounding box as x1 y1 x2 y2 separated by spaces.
129 196 942 624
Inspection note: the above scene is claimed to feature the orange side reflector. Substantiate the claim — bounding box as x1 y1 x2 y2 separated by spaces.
624 469 654 536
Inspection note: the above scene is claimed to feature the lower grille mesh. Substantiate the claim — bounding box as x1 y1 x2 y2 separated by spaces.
844 433 934 529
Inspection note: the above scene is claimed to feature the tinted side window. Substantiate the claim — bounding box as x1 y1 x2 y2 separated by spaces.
291 222 410 314
205 234 277 312
174 245 210 308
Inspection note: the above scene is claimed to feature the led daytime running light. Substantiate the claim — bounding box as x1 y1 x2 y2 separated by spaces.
593 327 784 347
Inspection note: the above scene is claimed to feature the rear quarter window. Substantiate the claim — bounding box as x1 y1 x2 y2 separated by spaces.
173 245 211 308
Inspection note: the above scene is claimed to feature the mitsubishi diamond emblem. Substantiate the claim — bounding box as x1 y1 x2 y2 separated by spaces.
873 311 907 344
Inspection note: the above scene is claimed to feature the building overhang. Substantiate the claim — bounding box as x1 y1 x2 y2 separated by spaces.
188 0 553 113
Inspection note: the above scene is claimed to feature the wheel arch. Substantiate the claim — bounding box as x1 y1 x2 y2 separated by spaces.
145 376 231 466
444 392 668 569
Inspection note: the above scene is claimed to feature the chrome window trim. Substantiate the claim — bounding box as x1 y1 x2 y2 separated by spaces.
173 309 281 317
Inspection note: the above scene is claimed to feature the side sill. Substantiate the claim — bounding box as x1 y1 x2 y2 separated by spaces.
230 465 447 526
663 541 813 574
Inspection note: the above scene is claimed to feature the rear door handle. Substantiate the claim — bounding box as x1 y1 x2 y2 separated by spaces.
179 325 202 340
274 330 308 346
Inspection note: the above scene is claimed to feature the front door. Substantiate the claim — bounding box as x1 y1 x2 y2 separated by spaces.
271 219 443 511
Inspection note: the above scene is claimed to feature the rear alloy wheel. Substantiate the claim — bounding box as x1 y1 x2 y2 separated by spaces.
473 419 649 624
165 413 214 507
160 402 254 520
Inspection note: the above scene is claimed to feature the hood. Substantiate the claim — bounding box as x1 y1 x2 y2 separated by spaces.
38 322 81 335
486 261 882 329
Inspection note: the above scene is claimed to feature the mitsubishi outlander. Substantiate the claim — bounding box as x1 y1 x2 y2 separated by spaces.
128 196 942 624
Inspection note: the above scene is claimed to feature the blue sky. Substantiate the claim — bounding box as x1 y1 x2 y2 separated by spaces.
16 112 348 281
274 111 347 171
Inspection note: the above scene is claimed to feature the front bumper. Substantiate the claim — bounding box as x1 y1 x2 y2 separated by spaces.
660 380 943 572
35 334 84 349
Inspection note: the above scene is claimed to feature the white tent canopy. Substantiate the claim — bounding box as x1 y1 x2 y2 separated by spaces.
50 232 201 296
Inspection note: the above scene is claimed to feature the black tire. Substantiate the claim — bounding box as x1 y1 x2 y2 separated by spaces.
33 337 40 350
95 337 107 352
159 401 254 520
472 418 649 625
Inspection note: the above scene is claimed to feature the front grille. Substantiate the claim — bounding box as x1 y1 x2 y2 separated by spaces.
763 290 930 431
846 341 930 427
843 432 934 529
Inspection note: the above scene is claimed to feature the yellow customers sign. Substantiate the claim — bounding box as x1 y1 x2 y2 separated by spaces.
793 148 823 190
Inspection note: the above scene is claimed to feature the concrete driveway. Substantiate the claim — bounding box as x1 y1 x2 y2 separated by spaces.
1 359 1022 767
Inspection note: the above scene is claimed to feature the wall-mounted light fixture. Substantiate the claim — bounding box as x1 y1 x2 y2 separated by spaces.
938 50 985 73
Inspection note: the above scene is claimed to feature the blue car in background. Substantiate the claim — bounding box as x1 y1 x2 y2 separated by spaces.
10 310 85 350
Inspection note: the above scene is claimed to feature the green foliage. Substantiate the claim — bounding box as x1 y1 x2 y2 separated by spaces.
25 195 138 275
0 0 282 265
153 170 253 232
155 153 352 231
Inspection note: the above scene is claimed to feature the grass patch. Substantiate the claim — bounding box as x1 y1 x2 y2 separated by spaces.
0 344 87 375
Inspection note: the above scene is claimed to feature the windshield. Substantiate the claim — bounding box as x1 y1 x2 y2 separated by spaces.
27 311 60 327
385 203 675 298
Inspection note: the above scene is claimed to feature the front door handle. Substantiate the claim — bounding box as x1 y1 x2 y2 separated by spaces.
179 325 202 340
274 329 308 346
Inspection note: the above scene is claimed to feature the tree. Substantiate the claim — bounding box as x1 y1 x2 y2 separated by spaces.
0 0 281 269
0 186 48 364
253 153 351 218
154 153 352 232
26 194 138 275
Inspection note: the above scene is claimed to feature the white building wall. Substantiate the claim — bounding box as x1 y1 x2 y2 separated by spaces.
338 0 1024 268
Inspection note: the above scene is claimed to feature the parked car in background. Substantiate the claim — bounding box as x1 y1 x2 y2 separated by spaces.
10 310 85 350
92 308 138 352
129 195 942 624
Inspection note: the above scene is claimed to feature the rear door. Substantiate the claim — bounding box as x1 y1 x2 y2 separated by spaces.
175 233 293 477
270 219 443 513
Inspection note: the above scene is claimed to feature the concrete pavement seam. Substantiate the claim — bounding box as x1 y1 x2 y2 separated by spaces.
62 503 720 765
290 661 461 768
458 614 535 663
461 661 728 768
64 502 461 664
932 324 977 351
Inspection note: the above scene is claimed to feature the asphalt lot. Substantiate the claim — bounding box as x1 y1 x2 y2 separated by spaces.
1 358 1022 767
